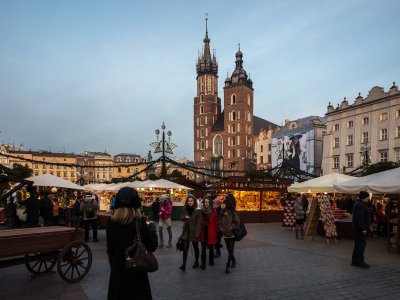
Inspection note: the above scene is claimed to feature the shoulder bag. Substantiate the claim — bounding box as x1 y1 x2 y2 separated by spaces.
233 212 247 241
125 218 158 272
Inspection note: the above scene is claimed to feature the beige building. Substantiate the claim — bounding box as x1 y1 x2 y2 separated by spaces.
322 82 400 174
7 150 33 170
85 151 114 183
114 153 147 181
32 152 77 181
254 127 274 170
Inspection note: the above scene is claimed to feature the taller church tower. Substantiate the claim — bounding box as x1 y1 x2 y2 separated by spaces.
193 17 221 169
223 45 254 171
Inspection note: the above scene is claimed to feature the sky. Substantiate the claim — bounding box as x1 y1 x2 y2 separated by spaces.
0 0 399 160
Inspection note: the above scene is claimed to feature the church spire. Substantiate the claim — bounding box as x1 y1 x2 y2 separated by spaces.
196 14 218 76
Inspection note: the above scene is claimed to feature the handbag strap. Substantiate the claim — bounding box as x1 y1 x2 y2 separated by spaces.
135 218 142 242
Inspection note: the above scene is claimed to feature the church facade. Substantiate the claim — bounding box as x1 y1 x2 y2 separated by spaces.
193 19 277 175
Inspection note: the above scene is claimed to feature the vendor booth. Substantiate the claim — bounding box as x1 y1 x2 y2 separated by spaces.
209 177 293 223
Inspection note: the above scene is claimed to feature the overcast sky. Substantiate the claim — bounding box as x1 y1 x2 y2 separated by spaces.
0 0 399 160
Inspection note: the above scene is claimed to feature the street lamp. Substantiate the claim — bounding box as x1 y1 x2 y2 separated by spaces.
361 140 371 167
149 122 177 178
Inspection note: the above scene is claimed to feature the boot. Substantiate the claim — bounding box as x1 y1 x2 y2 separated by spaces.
192 260 199 269
231 256 236 268
158 227 164 247
225 263 230 274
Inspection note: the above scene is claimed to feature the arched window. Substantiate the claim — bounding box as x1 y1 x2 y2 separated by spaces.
232 111 237 121
214 135 223 156
232 123 236 133
201 128 204 138
201 140 205 150
200 94 204 103
232 136 236 146
231 94 236 105
200 106 204 114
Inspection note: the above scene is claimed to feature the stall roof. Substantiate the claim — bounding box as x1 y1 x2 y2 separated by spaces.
288 173 356 193
27 174 84 190
333 167 400 194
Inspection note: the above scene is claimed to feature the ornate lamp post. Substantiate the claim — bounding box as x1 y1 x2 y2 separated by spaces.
149 122 177 178
361 140 371 167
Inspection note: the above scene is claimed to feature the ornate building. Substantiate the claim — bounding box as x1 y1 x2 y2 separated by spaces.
193 18 276 175
322 83 400 174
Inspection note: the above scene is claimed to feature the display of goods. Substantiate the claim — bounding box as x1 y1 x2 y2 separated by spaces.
318 196 337 238
282 199 295 227
333 210 346 219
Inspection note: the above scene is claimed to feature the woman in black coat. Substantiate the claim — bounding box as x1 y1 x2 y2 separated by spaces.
107 187 158 300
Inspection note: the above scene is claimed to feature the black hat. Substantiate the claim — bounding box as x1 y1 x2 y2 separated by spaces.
115 187 141 209
358 191 369 200
289 134 302 140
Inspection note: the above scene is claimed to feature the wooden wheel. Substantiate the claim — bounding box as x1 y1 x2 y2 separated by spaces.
57 241 92 283
25 253 57 275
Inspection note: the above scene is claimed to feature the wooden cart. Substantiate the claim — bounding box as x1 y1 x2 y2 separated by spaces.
0 225 92 282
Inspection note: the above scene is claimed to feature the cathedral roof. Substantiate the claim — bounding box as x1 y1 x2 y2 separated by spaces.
196 17 218 76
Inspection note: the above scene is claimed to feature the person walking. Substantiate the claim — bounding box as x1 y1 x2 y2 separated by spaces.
220 195 240 274
351 191 371 269
199 197 218 269
80 192 99 242
158 194 173 248
107 187 158 300
294 194 306 240
179 194 201 271
213 198 223 258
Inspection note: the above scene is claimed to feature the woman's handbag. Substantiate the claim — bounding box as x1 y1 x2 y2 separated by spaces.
125 219 158 272
176 236 185 251
233 213 247 241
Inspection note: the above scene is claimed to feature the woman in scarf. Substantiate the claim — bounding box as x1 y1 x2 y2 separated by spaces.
179 194 201 271
199 196 218 269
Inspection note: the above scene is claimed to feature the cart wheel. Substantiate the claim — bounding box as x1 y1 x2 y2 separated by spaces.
25 253 57 275
57 241 92 283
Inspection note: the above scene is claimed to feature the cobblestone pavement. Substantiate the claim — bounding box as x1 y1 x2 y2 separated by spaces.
1 222 399 300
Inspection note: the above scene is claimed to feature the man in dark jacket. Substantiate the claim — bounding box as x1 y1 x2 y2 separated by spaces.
25 185 40 227
351 191 371 268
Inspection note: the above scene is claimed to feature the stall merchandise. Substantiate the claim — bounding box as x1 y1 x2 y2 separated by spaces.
318 196 337 240
387 199 400 254
282 197 296 228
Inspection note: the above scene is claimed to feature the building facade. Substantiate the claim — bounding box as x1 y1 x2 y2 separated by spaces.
85 151 114 183
76 154 95 185
322 83 400 174
193 18 276 177
32 152 77 181
271 116 326 176
254 127 274 170
113 153 147 181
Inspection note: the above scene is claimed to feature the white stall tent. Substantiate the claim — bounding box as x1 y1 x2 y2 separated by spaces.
27 174 84 190
333 167 400 194
288 173 356 193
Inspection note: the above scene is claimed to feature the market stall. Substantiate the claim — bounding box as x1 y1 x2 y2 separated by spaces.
210 177 293 223
288 173 356 193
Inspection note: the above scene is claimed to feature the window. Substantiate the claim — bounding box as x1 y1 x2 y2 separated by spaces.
231 94 236 105
260 156 264 163
380 128 388 140
346 155 354 168
362 132 369 144
334 124 340 131
362 117 369 125
214 135 223 156
247 94 251 105
200 94 204 103
380 151 388 162
34 171 38 176
334 138 339 148
347 135 353 146
347 121 354 128
71 172 75 177
268 144 272 151
397 109 400 118
64 172 67 177
201 140 205 150
268 155 272 163
201 128 204 138
232 137 236 146
232 111 236 121
395 149 400 163
118 167 121 173
200 106 204 114
333 156 340 169
232 123 236 133
380 112 388 122
260 145 263 152
397 126 400 138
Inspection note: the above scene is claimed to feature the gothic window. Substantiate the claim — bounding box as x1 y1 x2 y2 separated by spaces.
201 140 205 150
232 136 236 146
232 111 236 121
232 123 236 133
201 129 204 138
214 135 223 156
200 106 204 114
200 95 204 103
231 94 236 105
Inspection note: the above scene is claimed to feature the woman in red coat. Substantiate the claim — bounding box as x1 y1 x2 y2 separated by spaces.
200 197 218 269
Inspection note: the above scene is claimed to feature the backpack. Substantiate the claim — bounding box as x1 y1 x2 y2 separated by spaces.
84 200 96 219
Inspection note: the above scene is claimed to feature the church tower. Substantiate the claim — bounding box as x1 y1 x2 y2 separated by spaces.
223 45 254 172
194 17 221 169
